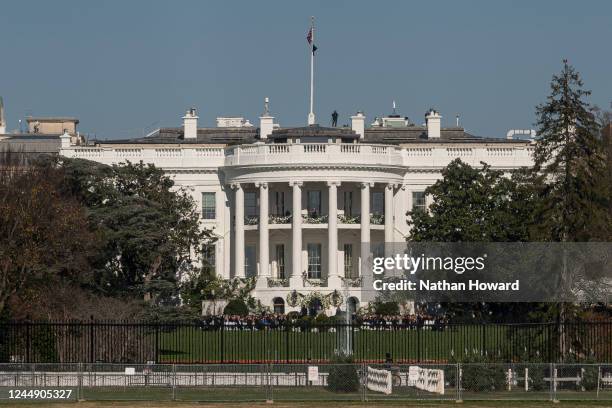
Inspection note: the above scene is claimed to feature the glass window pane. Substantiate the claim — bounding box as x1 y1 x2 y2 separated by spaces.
412 191 426 212
245 192 258 217
371 191 384 215
307 191 321 216
275 244 285 279
307 243 322 279
343 244 354 278
202 192 216 219
343 191 353 216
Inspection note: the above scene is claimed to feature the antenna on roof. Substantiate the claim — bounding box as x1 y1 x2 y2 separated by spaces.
392 100 397 115
456 114 460 127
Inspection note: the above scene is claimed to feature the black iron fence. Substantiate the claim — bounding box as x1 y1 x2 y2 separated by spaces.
0 321 610 364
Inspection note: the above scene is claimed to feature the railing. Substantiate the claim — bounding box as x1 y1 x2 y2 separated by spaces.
63 143 534 170
1 321 610 365
223 143 404 167
3 362 612 402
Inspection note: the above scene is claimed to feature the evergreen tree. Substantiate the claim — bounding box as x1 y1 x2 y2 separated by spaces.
532 61 609 358
532 60 607 242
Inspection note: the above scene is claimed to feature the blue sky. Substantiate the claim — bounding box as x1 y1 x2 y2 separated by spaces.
1 0 611 139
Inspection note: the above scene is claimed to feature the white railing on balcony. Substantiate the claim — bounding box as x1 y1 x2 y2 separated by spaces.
63 143 533 170
223 143 404 167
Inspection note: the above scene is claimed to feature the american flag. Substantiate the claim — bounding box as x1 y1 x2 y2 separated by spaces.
306 28 313 44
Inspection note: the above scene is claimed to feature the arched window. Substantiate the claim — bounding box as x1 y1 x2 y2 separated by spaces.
272 297 285 314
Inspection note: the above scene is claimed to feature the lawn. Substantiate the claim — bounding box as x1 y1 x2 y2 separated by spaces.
158 325 549 363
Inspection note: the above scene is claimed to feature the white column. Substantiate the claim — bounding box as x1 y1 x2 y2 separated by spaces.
360 182 372 278
233 183 245 278
327 181 340 282
360 182 371 244
384 183 394 244
291 181 303 282
258 182 269 277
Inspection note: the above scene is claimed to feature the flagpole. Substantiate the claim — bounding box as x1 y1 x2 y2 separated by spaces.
308 16 316 125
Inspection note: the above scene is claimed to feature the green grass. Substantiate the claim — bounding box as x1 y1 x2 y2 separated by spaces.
158 325 551 363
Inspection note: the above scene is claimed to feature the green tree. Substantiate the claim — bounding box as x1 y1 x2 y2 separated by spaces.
57 158 214 306
408 159 537 242
532 60 608 242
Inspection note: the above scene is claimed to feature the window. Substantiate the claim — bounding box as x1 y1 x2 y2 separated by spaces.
275 244 285 279
245 192 258 218
412 191 426 212
245 246 256 277
344 244 354 278
273 297 285 314
307 243 322 279
343 191 353 216
371 191 384 215
203 244 216 273
307 191 321 216
274 191 286 215
202 192 216 219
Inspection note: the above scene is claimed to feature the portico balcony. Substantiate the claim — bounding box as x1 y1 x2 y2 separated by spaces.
224 143 403 168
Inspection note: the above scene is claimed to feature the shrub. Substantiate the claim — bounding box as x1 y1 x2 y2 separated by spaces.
374 301 399 315
327 353 360 393
458 352 505 392
223 299 248 316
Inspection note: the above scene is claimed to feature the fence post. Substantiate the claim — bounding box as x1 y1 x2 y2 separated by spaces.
172 363 176 401
285 324 290 364
550 363 557 402
220 323 224 364
155 323 159 363
89 316 95 363
362 362 367 402
78 362 83 401
456 363 462 402
25 320 32 363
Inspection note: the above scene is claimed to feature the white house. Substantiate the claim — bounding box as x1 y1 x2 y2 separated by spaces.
60 103 534 315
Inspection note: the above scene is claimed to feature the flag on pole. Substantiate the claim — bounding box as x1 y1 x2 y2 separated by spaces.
306 27 317 54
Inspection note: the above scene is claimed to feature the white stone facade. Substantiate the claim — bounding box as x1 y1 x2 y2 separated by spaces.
60 109 534 315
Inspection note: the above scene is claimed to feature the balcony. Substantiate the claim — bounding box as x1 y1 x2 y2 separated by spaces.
224 143 403 168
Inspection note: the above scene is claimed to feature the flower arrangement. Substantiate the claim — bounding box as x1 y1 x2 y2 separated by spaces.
267 277 289 287
302 271 327 286
302 214 328 224
269 214 292 224
338 214 360 224
370 214 385 225
244 216 259 225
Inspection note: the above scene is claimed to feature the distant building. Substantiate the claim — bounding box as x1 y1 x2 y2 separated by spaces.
26 117 79 135
0 98 81 158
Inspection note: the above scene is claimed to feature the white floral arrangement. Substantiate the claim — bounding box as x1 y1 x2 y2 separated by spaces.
269 214 292 224
338 214 360 224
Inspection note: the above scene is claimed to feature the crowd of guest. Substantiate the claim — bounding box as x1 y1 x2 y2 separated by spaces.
196 311 449 331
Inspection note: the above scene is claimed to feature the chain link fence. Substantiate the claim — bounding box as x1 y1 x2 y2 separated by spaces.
1 362 611 402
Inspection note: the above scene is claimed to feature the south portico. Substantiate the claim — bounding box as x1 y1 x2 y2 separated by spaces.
224 173 403 313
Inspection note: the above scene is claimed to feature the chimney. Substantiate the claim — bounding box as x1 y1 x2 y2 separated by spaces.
425 109 441 139
259 97 274 140
60 129 72 149
183 107 198 139
351 111 365 140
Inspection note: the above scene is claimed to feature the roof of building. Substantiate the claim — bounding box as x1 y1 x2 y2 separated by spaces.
270 124 358 139
96 127 258 145
26 117 79 123
92 124 529 146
